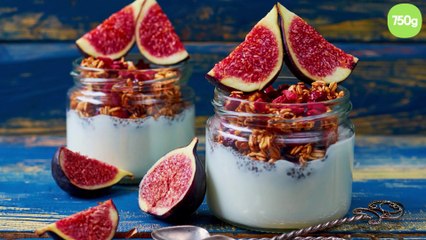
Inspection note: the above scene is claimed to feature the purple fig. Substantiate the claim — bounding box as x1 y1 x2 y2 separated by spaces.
277 3 358 83
52 146 133 197
35 200 118 240
206 6 284 92
76 0 144 59
138 137 206 220
136 0 189 65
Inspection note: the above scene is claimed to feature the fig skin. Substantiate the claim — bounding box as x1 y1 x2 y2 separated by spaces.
138 138 206 220
51 146 133 198
276 3 358 84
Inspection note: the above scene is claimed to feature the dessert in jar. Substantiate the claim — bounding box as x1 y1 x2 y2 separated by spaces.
206 81 354 230
66 0 193 183
67 57 195 182
204 3 358 231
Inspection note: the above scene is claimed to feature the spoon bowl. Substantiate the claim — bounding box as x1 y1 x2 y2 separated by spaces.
151 225 211 240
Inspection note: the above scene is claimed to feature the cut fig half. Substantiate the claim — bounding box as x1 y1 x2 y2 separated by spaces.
76 0 145 59
35 200 118 240
52 146 133 197
206 6 284 92
138 137 206 220
277 3 358 83
136 0 189 65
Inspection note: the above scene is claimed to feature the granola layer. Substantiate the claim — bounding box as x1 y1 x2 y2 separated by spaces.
70 57 191 119
213 81 347 165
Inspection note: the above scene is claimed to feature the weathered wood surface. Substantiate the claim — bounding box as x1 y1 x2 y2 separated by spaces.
0 0 425 42
0 43 425 135
0 135 425 239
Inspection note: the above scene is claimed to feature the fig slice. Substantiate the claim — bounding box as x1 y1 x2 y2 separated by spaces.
35 199 118 240
277 3 358 83
52 146 133 197
206 6 283 93
136 0 189 65
76 0 144 59
138 137 206 220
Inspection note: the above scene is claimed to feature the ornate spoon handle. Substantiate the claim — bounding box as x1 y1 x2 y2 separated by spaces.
245 200 404 240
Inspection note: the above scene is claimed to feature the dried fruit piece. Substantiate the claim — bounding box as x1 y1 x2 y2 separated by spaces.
76 0 144 59
35 200 118 240
138 138 206 219
52 146 133 197
136 0 189 65
206 6 284 92
277 3 358 83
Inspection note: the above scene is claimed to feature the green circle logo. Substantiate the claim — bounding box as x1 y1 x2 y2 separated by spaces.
387 3 422 38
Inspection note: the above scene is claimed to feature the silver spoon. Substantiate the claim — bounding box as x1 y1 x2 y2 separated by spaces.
151 200 404 240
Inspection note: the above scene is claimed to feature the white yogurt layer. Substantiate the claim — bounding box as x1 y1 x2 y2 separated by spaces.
206 128 354 230
67 106 195 181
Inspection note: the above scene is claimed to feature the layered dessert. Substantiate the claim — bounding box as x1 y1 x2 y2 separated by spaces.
204 3 358 230
67 57 194 181
66 0 193 182
206 81 354 230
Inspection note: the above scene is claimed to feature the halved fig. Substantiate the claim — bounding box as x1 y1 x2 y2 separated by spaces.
138 138 206 220
76 0 144 59
206 6 283 92
136 0 189 65
52 146 133 197
277 3 358 83
35 200 118 240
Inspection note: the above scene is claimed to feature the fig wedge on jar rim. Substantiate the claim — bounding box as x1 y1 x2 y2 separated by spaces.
277 3 358 83
76 0 144 59
136 0 189 65
206 6 284 93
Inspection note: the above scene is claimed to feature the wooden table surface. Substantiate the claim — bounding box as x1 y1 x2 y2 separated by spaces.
0 133 425 239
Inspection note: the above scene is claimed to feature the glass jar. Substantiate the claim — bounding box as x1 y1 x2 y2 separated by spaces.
67 57 195 183
206 83 354 231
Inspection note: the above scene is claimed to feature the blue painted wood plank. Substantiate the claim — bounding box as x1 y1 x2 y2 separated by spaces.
0 0 425 42
0 135 425 239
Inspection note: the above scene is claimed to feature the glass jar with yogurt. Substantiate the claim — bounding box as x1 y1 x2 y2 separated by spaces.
206 81 354 231
67 57 195 183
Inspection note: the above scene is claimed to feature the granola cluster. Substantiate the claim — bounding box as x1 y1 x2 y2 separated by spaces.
214 81 344 165
70 57 189 119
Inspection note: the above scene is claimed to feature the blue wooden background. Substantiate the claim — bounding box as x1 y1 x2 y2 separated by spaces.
0 0 425 136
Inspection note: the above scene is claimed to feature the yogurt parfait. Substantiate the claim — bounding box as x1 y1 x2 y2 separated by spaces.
67 57 195 182
206 81 354 230
204 3 358 230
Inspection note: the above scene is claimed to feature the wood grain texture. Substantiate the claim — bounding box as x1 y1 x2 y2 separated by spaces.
0 0 425 42
0 135 425 238
0 42 425 136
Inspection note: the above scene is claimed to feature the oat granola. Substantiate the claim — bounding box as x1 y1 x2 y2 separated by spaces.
70 57 189 119
214 81 344 164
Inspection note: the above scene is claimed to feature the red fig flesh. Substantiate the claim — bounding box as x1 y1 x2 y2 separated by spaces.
35 200 118 240
138 138 206 219
52 146 133 197
206 6 283 93
277 3 358 83
76 0 144 59
136 0 189 65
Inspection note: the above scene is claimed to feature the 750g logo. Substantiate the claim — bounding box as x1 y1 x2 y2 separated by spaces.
388 3 422 38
